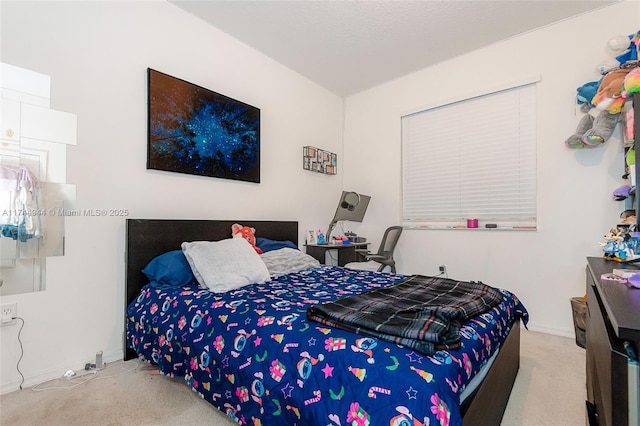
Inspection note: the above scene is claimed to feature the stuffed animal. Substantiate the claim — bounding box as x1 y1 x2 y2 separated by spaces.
622 67 640 98
581 110 621 147
576 80 601 107
231 223 263 254
591 68 631 114
565 29 640 150
565 67 632 149
613 30 640 65
565 103 620 149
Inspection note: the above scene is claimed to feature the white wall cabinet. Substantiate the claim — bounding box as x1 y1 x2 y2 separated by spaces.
21 103 77 145
1 98 21 143
0 62 77 296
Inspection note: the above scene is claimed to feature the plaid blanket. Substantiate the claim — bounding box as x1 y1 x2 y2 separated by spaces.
306 274 504 355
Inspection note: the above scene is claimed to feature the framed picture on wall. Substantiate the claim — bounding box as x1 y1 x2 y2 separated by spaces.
147 68 261 183
303 146 337 175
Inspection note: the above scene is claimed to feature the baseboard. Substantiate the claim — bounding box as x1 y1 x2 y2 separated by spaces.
1 348 123 395
526 323 574 339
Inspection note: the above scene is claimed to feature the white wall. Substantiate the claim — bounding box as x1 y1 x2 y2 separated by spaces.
2 0 638 395
343 1 640 337
0 1 344 393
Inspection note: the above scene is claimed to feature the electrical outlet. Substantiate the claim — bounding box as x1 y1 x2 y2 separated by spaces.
438 265 447 276
1 302 17 326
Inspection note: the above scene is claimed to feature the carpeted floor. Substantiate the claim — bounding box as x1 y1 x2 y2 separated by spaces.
1 330 585 426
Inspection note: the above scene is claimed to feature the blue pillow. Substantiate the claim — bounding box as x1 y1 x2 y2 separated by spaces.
142 250 195 286
255 237 298 253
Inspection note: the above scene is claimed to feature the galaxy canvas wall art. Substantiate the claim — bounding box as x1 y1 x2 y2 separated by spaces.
147 69 260 183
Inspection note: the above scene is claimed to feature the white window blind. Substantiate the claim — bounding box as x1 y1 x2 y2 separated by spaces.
402 83 537 229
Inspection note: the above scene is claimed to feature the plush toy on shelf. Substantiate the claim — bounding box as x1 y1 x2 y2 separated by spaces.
564 103 621 149
565 104 595 149
564 73 627 149
576 79 601 106
565 80 600 149
231 223 263 254
621 67 640 146
601 228 626 259
565 30 640 150
622 67 640 98
612 30 640 65
591 68 631 114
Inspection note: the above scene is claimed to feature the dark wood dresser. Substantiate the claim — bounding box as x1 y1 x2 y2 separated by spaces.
585 257 640 426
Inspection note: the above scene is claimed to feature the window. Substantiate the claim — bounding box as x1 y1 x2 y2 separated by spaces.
401 82 537 229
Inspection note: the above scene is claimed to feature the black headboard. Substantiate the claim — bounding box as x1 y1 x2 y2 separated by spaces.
124 219 298 360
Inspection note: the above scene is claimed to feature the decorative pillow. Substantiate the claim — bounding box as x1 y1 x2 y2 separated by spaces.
255 237 298 253
260 247 320 277
182 238 270 292
141 250 195 286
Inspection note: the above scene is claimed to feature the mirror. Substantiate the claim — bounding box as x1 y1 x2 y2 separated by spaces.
0 62 77 295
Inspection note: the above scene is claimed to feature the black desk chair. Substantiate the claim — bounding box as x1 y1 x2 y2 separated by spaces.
345 225 403 273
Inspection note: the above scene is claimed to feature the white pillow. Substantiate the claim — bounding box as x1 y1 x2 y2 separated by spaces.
182 238 270 292
260 248 320 277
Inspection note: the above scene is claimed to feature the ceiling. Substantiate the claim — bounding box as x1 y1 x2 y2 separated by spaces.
169 0 618 97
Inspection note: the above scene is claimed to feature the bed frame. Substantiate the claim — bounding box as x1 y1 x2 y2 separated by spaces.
124 218 520 425
124 219 299 360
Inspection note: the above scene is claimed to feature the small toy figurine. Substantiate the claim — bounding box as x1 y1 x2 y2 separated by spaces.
601 228 624 259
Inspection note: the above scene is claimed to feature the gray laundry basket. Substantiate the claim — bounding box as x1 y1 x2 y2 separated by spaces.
570 297 587 349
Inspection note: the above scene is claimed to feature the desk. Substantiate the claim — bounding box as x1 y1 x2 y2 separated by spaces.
305 243 368 267
585 257 640 426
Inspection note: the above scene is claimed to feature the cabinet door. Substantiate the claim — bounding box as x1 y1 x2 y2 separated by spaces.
586 278 608 423
1 98 20 143
586 275 629 426
586 268 596 405
21 103 77 145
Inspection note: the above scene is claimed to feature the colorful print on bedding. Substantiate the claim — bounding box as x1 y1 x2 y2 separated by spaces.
127 265 528 426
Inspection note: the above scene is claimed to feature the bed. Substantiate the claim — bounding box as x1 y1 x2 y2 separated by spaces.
124 219 528 426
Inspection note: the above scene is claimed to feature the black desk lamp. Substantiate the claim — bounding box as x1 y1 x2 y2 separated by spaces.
327 191 371 241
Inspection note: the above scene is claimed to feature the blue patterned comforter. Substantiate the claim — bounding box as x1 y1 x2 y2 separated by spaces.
126 265 528 426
